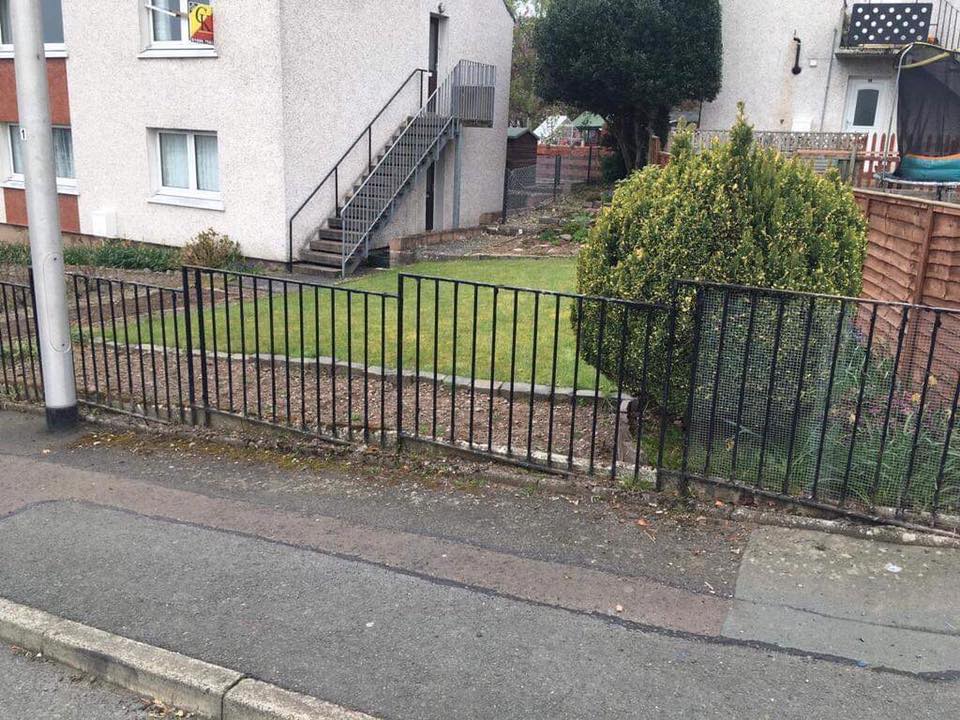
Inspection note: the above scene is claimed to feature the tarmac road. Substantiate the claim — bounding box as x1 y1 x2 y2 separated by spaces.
0 642 168 719
0 409 958 719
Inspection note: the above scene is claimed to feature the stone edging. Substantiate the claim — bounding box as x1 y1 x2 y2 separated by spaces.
0 597 378 720
86 337 637 405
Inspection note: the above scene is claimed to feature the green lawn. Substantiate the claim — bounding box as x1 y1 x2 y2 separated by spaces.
351 258 610 389
350 258 579 295
127 258 620 391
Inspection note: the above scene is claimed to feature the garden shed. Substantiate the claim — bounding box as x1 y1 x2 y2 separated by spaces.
507 127 539 168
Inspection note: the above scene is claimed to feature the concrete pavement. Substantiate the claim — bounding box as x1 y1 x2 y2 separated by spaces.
0 408 959 718
725 526 960 674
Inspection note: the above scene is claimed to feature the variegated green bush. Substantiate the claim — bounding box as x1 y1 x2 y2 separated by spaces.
576 108 868 415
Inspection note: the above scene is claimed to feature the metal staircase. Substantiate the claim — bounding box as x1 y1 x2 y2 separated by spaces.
289 60 496 277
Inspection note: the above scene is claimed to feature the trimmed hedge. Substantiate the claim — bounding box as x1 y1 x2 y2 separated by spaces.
576 110 868 415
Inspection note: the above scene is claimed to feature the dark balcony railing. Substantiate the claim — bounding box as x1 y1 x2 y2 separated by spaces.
841 0 960 53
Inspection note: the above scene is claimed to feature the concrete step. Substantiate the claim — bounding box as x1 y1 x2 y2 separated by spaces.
308 239 345 254
292 262 341 277
299 249 341 268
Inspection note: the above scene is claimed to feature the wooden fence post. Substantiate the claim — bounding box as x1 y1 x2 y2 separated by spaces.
648 135 661 166
912 204 937 306
901 203 938 381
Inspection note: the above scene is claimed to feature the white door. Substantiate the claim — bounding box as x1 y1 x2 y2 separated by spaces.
844 77 898 178
843 77 891 134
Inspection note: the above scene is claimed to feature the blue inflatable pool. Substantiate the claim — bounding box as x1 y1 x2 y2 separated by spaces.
899 153 960 182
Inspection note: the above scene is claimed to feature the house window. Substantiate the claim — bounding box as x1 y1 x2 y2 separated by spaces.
151 130 222 210
40 0 64 44
4 124 77 194
141 1 215 57
0 0 10 46
8 124 75 178
0 0 66 54
149 0 187 44
852 89 880 128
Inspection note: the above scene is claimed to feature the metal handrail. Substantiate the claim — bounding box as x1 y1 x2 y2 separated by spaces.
338 60 496 275
287 67 430 269
930 0 960 51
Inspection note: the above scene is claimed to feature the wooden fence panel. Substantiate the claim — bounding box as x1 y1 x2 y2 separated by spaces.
857 189 960 395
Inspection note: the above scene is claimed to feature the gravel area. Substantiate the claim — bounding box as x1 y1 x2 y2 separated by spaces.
414 189 605 261
71 342 653 478
2 333 659 484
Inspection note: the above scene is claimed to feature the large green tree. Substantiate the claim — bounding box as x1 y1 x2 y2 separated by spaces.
510 14 547 126
535 0 722 170
507 0 563 128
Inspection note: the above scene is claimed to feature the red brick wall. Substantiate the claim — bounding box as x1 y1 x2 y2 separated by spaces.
537 145 608 158
2 187 80 234
0 58 70 124
0 58 76 234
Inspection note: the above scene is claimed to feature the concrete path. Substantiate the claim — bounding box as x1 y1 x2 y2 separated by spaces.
725 526 960 674
0 642 160 719
0 409 959 718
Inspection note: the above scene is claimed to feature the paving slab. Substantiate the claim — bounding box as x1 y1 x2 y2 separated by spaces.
723 526 960 674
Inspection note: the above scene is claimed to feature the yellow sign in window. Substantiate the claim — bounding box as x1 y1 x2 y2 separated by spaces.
188 2 213 45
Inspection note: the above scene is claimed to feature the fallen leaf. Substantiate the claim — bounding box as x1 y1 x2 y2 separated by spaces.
636 518 649 527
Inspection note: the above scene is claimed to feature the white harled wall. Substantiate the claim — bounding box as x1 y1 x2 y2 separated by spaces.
41 1 511 263
280 0 514 257
700 0 899 134
61 1 289 261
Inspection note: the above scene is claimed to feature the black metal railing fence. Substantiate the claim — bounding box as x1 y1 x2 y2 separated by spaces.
395 273 670 482
677 282 960 524
184 267 397 445
68 273 186 423
0 277 43 403
4 265 960 532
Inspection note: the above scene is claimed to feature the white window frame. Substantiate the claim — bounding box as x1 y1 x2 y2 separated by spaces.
2 123 78 195
0 0 67 59
139 0 216 59
150 129 223 211
147 0 189 48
